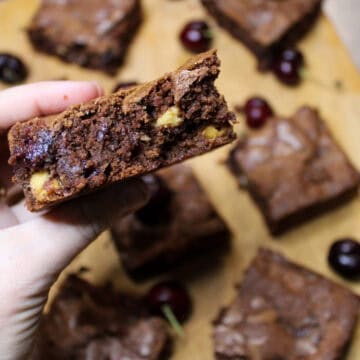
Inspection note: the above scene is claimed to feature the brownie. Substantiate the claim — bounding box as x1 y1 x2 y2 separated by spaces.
214 248 360 360
8 50 236 211
30 275 171 360
228 106 359 235
201 0 322 62
28 0 142 74
112 164 230 278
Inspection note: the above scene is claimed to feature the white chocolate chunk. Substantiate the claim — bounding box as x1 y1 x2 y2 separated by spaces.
155 106 183 128
30 171 60 201
202 126 226 140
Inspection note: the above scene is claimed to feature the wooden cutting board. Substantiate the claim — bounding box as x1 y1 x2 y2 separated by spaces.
1 0 360 358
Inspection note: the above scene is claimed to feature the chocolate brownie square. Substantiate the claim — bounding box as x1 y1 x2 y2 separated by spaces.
8 50 236 211
30 275 171 360
201 0 322 61
214 248 360 360
28 0 142 74
112 164 230 278
228 106 359 235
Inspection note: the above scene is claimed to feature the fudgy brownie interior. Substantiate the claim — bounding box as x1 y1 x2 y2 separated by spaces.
8 50 236 211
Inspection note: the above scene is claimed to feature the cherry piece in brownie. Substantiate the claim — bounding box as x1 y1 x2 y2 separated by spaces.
201 0 322 62
27 0 142 74
30 275 171 360
228 106 359 235
214 248 360 360
8 50 236 211
112 164 230 278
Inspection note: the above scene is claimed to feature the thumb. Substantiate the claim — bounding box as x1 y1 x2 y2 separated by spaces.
0 179 148 360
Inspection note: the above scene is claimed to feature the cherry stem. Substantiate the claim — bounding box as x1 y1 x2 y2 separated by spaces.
161 305 184 337
300 68 344 92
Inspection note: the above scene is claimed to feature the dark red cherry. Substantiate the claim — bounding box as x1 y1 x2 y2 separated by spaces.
146 281 192 323
135 174 173 225
328 238 360 279
280 48 304 66
0 53 28 84
180 21 213 53
112 81 138 93
243 97 274 129
272 48 304 86
273 60 301 85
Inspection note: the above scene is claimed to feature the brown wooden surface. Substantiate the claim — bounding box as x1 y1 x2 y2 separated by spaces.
1 0 360 358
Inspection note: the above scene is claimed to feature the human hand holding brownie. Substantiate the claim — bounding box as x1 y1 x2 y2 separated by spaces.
0 81 148 360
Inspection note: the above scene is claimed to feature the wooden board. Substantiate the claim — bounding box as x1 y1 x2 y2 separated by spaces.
1 0 360 358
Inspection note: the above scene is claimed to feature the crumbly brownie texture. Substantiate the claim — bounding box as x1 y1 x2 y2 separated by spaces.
228 106 359 235
27 0 142 74
112 164 230 278
201 0 322 60
8 50 236 211
214 248 360 360
30 275 171 360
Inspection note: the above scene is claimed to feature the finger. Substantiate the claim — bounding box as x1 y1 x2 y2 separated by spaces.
10 198 42 223
0 179 148 280
0 81 103 131
0 202 18 229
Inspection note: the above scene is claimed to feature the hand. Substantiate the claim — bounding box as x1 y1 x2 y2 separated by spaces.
0 82 148 360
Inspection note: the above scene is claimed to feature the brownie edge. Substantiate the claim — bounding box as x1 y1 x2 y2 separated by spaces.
214 248 360 360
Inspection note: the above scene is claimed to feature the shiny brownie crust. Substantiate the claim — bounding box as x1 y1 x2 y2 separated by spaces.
214 248 360 359
228 106 359 235
201 0 322 60
30 275 171 360
112 164 230 278
28 0 142 74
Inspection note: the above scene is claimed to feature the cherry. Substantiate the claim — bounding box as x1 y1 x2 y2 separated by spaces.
328 238 360 279
272 48 304 86
280 48 304 66
242 97 274 129
135 174 173 225
112 81 138 93
0 54 28 84
180 21 213 53
146 281 192 323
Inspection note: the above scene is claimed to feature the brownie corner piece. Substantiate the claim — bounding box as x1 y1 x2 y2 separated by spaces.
213 248 360 360
27 0 142 74
228 106 359 235
8 50 236 211
201 0 322 60
111 163 231 278
30 275 171 359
